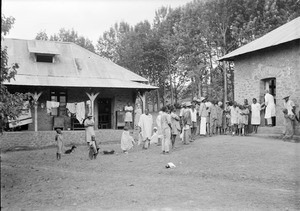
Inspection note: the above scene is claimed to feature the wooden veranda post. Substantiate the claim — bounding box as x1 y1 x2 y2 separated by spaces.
33 91 42 132
86 92 99 118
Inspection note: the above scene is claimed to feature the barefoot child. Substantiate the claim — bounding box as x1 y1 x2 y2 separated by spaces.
121 126 136 154
55 128 63 160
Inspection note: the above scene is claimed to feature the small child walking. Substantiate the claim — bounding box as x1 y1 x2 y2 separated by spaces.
55 128 63 160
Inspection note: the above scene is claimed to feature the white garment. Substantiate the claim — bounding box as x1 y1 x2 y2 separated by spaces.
76 102 86 124
251 103 261 125
264 93 276 118
190 108 197 122
284 100 295 115
150 132 158 144
121 131 134 151
138 113 153 141
179 108 186 117
200 117 206 135
46 101 60 114
46 101 52 114
124 106 133 122
156 112 163 139
66 103 76 114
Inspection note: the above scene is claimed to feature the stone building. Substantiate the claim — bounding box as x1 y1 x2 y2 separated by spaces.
3 38 156 132
220 17 300 135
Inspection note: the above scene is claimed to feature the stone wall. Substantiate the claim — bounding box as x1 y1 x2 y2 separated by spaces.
0 129 123 152
234 40 300 134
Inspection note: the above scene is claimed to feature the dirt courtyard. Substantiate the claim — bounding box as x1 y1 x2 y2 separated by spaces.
1 135 300 210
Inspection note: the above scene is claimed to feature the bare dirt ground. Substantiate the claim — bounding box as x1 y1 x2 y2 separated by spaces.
1 135 300 211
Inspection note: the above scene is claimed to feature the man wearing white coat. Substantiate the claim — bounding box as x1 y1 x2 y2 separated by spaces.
263 90 276 126
138 109 153 149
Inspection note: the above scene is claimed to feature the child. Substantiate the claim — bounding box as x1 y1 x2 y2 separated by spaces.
121 126 136 154
150 127 159 145
55 128 63 160
242 105 249 136
230 101 239 136
216 101 224 135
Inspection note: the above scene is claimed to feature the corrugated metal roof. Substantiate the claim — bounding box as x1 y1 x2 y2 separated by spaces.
2 38 155 89
219 16 300 61
6 75 157 89
27 40 61 55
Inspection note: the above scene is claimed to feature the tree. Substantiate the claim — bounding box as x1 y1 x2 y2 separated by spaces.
1 15 31 132
35 30 49 41
35 28 96 53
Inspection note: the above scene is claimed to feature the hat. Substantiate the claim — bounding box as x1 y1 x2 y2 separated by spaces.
282 95 290 99
185 102 192 107
200 97 205 102
87 113 93 117
218 101 223 106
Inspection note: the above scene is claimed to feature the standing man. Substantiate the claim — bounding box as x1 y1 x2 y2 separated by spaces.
263 90 276 126
198 97 207 136
283 95 297 118
161 106 172 154
190 101 198 141
283 95 298 136
138 109 153 149
84 114 99 151
182 102 192 144
243 99 252 134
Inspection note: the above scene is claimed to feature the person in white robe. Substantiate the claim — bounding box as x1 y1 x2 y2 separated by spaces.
263 90 276 126
251 98 261 134
156 111 163 146
150 127 159 144
121 127 135 153
134 103 142 129
138 109 153 149
198 97 207 136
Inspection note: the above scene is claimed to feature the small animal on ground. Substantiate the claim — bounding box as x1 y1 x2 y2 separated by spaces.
65 145 77 154
103 150 115 155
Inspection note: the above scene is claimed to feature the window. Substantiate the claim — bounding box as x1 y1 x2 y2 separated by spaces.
36 54 53 63
50 90 67 116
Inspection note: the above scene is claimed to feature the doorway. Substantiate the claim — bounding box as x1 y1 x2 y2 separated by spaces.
260 78 276 126
98 98 112 129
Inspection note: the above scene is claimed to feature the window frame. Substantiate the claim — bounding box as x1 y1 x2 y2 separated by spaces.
50 89 68 116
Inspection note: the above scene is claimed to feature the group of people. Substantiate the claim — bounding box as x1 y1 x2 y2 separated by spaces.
120 91 299 155
55 92 298 159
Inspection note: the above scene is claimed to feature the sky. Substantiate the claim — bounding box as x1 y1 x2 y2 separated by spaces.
2 0 192 44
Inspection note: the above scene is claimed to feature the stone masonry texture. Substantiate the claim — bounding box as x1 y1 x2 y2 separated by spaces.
234 40 300 135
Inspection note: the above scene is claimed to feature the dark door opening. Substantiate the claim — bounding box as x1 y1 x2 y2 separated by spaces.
98 98 112 129
260 78 276 126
